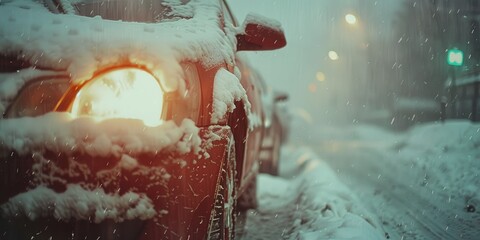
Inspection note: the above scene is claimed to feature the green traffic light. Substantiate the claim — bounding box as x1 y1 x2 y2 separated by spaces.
447 48 464 66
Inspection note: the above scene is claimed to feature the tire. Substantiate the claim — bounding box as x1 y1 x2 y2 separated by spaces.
237 174 258 211
235 174 257 239
270 131 281 176
262 130 281 176
207 143 236 240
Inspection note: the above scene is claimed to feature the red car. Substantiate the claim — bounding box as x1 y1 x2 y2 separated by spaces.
0 0 285 239
259 85 289 176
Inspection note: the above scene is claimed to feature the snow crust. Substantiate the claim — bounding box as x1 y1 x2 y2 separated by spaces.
0 185 157 223
0 0 235 93
0 112 201 157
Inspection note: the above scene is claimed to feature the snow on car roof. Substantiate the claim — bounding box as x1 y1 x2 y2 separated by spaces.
0 0 235 93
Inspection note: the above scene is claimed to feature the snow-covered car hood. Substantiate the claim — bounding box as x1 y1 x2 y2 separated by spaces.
0 0 236 94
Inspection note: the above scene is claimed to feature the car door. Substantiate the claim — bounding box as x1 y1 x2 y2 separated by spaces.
234 58 264 183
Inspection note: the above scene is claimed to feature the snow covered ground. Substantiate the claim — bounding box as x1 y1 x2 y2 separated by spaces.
241 146 384 239
253 120 480 239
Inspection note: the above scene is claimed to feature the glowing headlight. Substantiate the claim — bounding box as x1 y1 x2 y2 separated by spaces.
70 68 164 125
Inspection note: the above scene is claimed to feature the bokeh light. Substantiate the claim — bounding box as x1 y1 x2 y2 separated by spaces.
328 51 339 60
316 72 326 82
345 14 357 25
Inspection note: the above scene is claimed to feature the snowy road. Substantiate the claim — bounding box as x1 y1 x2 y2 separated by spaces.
243 122 480 239
316 143 476 239
311 122 480 239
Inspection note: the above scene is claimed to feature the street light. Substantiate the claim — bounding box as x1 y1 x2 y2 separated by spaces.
345 14 357 25
316 71 326 82
447 48 464 117
328 51 339 60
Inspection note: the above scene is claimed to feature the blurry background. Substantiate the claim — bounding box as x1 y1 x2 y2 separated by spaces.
228 0 480 133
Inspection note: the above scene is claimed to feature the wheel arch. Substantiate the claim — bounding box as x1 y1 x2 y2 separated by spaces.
227 100 248 187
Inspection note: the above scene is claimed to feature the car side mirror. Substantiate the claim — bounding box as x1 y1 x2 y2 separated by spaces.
274 92 288 102
236 13 286 51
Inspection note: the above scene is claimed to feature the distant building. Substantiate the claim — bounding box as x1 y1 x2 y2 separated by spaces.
446 70 480 121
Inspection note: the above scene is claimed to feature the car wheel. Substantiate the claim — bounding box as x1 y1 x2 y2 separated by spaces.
207 142 236 240
262 129 281 176
237 174 258 210
270 131 281 176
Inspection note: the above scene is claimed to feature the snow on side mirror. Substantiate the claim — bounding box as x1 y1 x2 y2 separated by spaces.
236 13 286 51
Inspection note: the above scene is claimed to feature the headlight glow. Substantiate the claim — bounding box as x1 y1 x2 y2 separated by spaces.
70 68 164 125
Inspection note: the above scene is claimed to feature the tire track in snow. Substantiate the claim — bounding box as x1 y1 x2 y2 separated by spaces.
316 143 480 240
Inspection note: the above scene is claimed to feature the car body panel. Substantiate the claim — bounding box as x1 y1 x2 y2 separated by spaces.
233 59 264 183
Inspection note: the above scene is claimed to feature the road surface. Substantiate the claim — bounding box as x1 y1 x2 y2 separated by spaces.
243 123 480 239
313 137 480 239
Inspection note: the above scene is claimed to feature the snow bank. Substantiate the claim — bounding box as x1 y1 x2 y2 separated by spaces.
280 147 383 239
245 146 383 240
394 121 480 210
0 185 157 223
401 120 480 151
0 112 201 157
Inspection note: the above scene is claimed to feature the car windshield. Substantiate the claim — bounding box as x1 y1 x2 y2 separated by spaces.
72 0 190 23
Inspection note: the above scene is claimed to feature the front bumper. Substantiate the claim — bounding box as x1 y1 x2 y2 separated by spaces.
0 115 233 239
